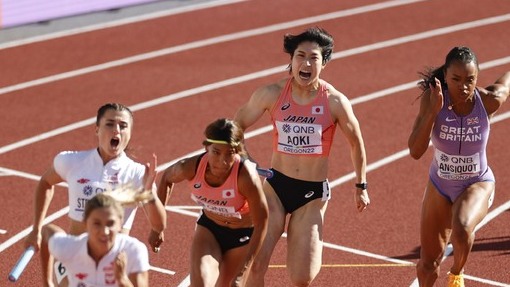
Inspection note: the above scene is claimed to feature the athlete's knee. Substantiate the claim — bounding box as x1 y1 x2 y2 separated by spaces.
288 269 319 287
249 259 269 276
417 258 441 276
244 262 267 287
451 222 474 245
289 275 313 287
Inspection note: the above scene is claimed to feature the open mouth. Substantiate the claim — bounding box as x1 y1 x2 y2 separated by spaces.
299 71 312 80
110 138 120 149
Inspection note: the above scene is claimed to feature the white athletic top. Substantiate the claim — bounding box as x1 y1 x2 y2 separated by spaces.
49 233 149 287
54 149 147 229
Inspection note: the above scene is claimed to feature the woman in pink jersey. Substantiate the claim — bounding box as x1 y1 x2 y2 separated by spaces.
25 103 166 287
408 46 510 287
42 191 151 287
157 118 268 286
234 27 370 286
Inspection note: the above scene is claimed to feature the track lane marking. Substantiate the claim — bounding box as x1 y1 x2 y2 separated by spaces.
1 24 509 156
2 111 510 283
409 200 510 287
0 0 248 50
269 263 415 268
0 0 429 95
2 57 510 253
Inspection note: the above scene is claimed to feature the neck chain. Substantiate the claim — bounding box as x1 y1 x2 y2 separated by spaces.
447 94 474 111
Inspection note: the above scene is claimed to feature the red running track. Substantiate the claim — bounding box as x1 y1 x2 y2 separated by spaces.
1 0 510 286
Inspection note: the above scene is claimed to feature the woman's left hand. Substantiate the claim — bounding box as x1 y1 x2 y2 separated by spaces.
143 154 158 191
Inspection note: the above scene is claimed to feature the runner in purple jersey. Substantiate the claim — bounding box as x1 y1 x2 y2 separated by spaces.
408 46 510 287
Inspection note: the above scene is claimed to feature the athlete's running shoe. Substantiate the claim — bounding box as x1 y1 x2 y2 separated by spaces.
447 272 464 287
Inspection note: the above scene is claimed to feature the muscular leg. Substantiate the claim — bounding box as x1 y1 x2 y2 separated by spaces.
245 182 286 287
218 244 251 287
449 182 494 275
286 199 328 287
190 226 222 287
417 181 452 287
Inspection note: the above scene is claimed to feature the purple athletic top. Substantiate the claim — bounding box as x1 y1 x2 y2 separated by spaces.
429 89 495 202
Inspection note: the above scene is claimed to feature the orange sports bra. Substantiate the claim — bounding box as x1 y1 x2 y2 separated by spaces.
188 153 249 218
270 78 336 156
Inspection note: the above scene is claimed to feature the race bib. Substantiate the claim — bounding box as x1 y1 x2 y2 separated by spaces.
435 150 481 180
191 195 242 219
275 121 322 155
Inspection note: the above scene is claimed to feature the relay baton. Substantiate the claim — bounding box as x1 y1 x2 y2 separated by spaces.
8 246 35 282
256 167 273 179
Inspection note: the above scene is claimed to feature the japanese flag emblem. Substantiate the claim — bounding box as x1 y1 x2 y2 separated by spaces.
312 106 324 115
222 189 235 199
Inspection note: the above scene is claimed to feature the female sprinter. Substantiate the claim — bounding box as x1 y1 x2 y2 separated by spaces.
157 118 268 287
408 46 510 287
42 190 152 287
25 103 166 286
234 27 370 286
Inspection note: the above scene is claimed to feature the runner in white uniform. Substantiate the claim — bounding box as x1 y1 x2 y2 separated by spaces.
54 149 146 230
49 233 149 287
44 192 150 287
25 103 166 287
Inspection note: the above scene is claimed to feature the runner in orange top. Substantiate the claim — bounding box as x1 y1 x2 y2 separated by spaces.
157 118 268 286
235 27 370 286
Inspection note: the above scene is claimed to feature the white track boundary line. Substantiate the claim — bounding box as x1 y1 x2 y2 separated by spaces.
463 274 510 287
0 0 430 96
149 265 175 276
0 0 248 50
1 33 509 157
0 14 510 284
409 200 510 287
4 9 510 98
2 109 508 283
0 207 69 253
2 67 510 254
177 275 191 287
169 195 510 286
2 155 509 284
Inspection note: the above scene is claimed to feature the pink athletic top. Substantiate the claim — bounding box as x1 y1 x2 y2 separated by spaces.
189 153 249 219
270 78 336 156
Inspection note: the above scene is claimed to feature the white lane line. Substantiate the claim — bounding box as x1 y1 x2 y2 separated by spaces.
7 7 510 100
408 186 510 287
0 0 427 96
3 146 510 284
4 106 509 253
1 27 509 158
1 62 509 285
149 265 176 276
0 0 248 50
0 207 69 252
463 274 510 287
177 275 191 287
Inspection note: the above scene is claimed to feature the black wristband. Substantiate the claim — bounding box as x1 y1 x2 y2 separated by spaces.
355 182 367 190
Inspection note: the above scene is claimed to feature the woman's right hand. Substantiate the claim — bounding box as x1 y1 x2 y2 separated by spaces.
114 252 135 287
428 77 444 113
